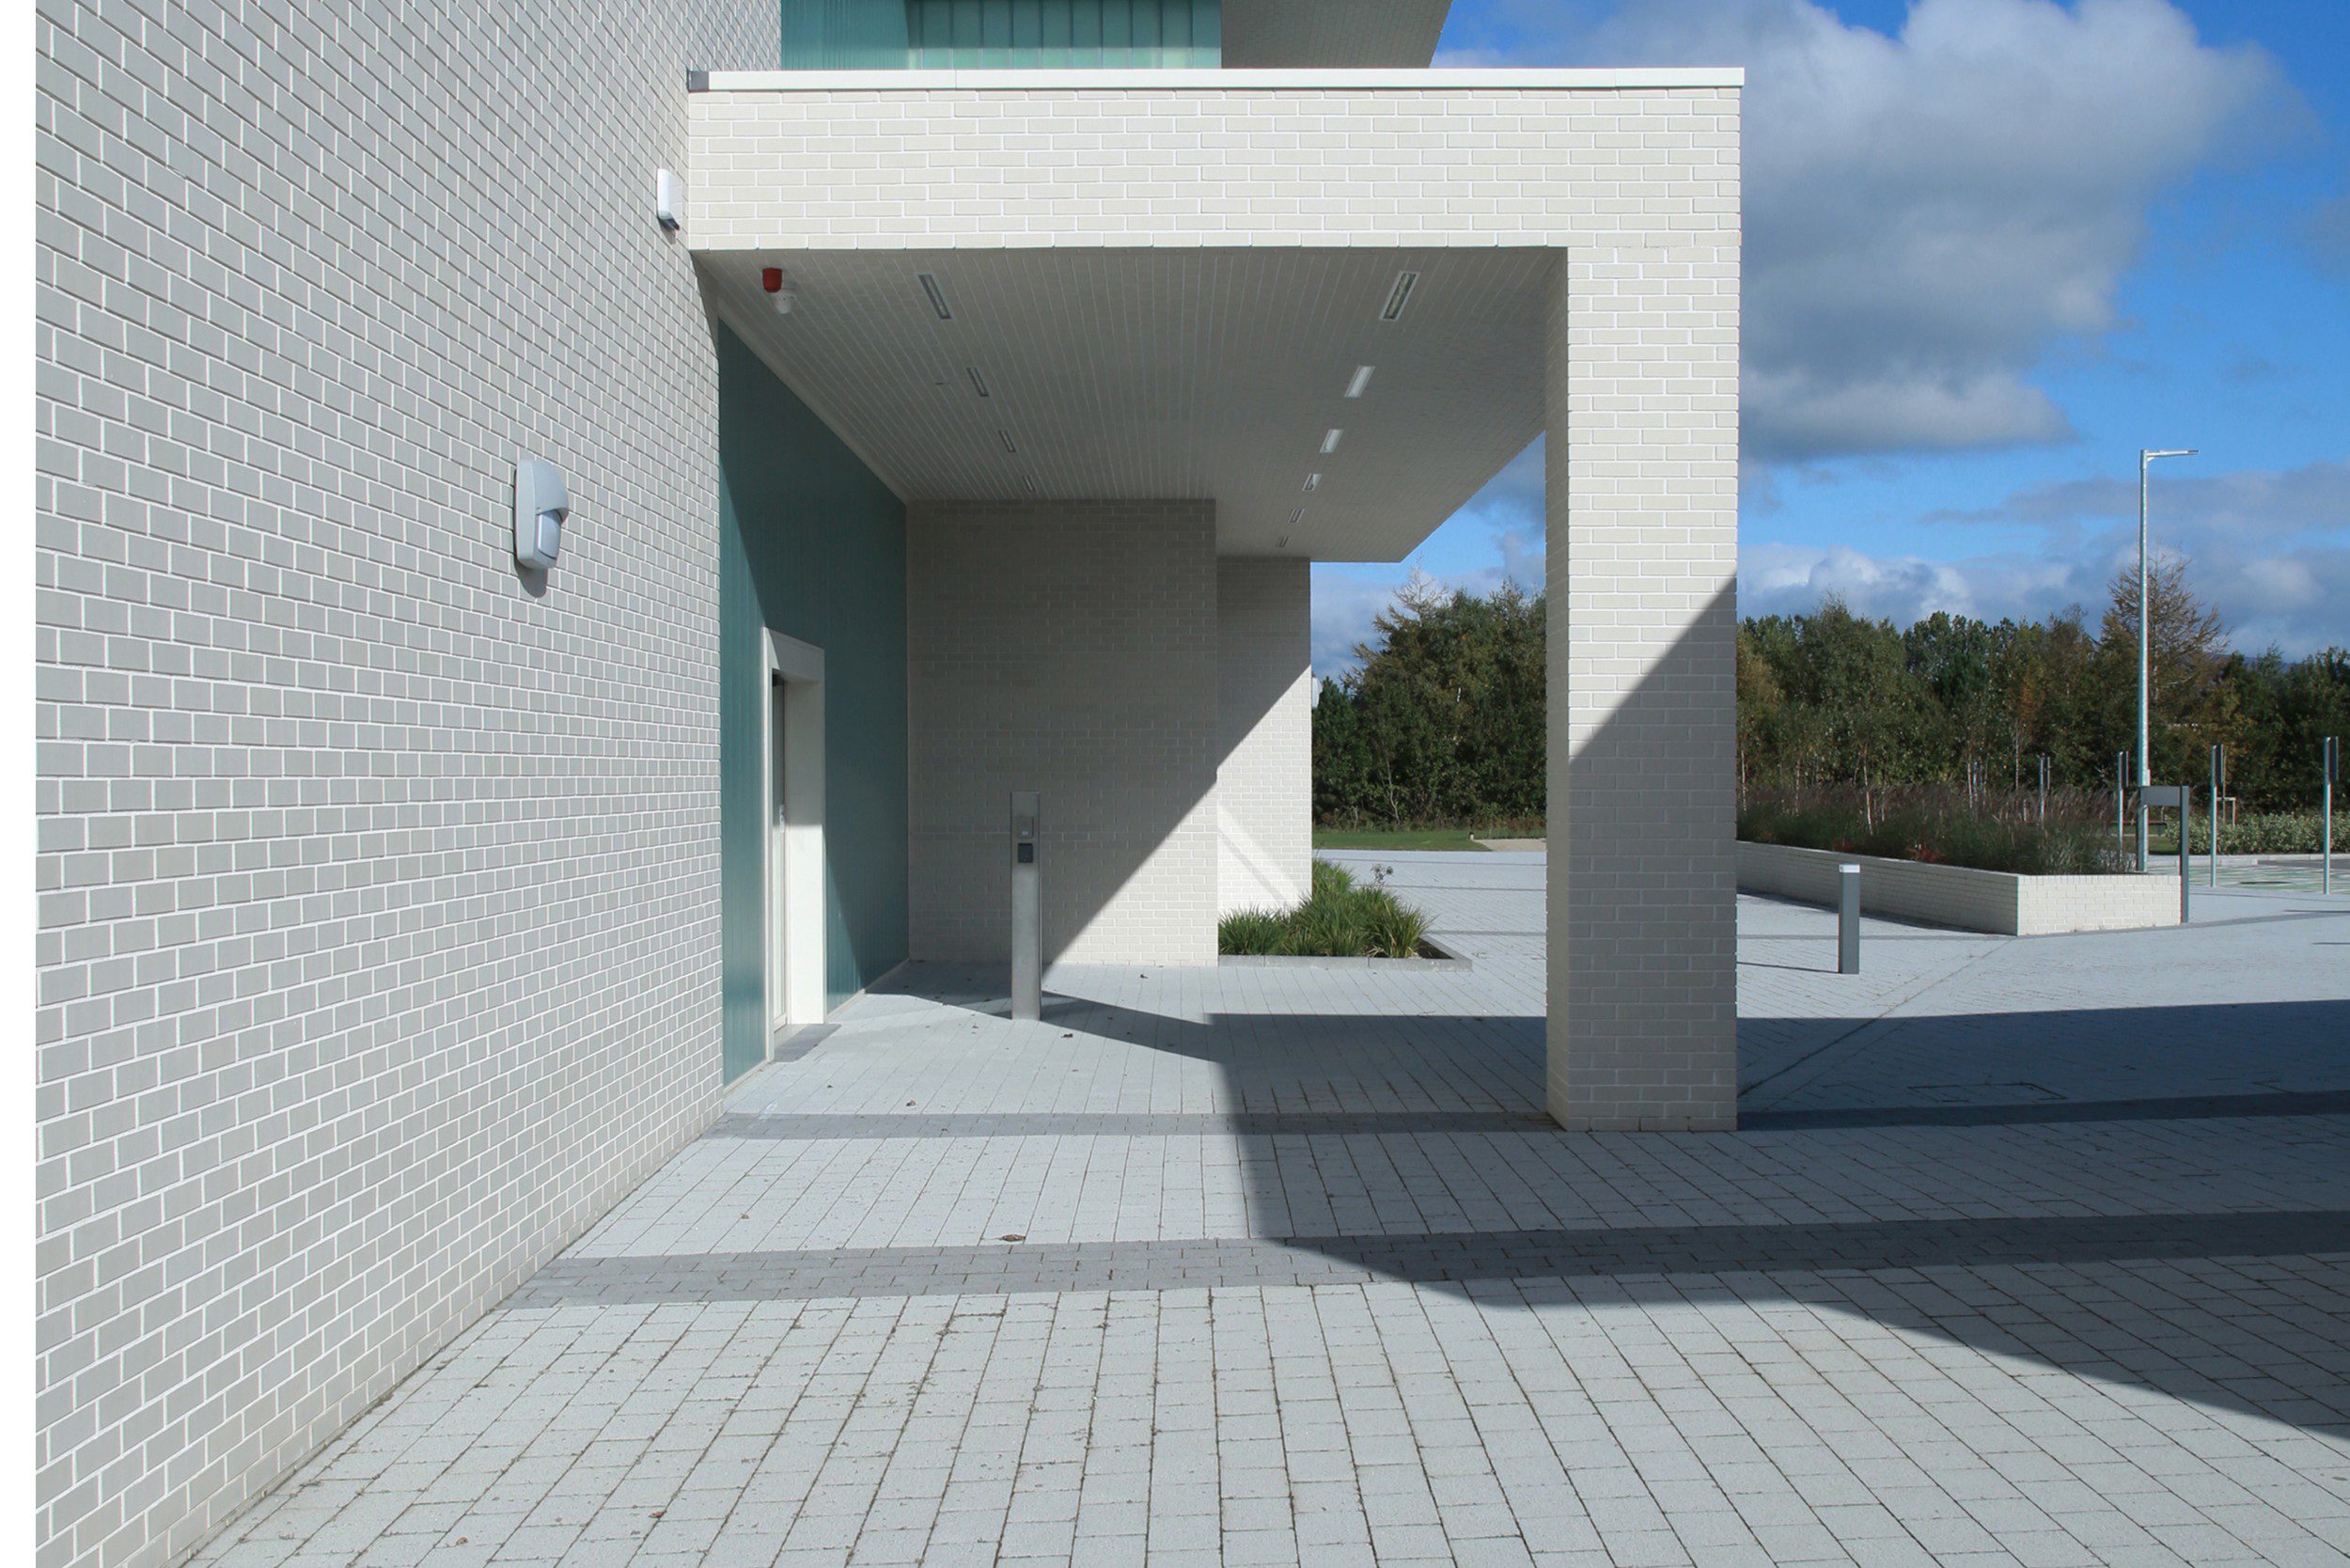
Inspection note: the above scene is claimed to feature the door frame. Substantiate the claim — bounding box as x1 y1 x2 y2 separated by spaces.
764 629 826 1043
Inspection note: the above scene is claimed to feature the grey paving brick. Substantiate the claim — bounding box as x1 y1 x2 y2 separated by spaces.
189 859 2350 1568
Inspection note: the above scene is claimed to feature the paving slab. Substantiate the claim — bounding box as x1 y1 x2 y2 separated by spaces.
195 853 2350 1568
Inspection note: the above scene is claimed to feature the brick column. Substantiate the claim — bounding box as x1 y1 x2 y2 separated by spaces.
1215 557 1313 917
1544 248 1741 1131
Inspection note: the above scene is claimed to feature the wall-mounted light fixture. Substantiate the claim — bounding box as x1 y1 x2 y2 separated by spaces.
655 168 683 230
514 457 569 572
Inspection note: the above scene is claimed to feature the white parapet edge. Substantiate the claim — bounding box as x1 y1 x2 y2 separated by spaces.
694 66 1745 93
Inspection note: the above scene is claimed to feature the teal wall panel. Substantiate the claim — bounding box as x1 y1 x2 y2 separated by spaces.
718 324 909 1080
781 0 1219 69
780 0 913 67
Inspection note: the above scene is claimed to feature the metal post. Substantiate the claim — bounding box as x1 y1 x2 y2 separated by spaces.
2137 447 2198 872
2137 454 2150 872
2209 743 2222 888
2326 738 2338 897
2124 752 2143 860
2180 780 2190 924
1010 791 1042 1021
1838 863 1860 975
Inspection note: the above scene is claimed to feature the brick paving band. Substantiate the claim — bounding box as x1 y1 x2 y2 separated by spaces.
1742 1088 2350 1129
711 1092 2350 1141
514 1209 2350 1307
706 1109 1556 1139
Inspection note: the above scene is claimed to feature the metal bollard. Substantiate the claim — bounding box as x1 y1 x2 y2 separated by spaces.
2180 784 2190 925
1838 863 1861 975
1010 791 1042 1021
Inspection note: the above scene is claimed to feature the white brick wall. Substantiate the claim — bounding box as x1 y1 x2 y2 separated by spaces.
33 4 773 1565
907 502 1218 966
1736 842 2185 936
1546 234 1743 1133
1215 557 1311 917
686 81 1742 252
692 72 1746 1129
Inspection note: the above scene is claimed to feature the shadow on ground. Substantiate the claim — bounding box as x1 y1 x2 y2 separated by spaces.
854 964 2350 1438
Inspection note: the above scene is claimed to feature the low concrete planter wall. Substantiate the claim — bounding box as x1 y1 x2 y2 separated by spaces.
1219 933 1473 971
1737 841 2181 936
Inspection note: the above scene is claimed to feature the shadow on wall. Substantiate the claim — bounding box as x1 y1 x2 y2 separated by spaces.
714 311 909 1077
906 503 1220 968
1215 557 1313 916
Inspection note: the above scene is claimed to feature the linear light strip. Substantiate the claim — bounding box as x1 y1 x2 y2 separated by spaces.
1381 272 1418 321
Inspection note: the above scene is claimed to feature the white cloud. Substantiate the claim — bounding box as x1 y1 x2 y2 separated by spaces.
1447 0 2282 462
1933 458 2350 545
1747 458 2350 653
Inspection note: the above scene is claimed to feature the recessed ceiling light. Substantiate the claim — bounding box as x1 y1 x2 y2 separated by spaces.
1302 474 1321 492
1276 535 1290 551
1320 429 1343 454
1021 475 1038 494
918 273 953 321
1345 366 1375 399
1380 272 1418 322
997 430 1018 453
966 366 991 398
1287 507 1305 526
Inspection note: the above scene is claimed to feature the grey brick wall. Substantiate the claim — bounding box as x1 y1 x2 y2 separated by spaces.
1215 557 1311 917
907 502 1218 966
33 3 773 1564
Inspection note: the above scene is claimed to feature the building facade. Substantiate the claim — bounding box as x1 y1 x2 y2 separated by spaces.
33 2 1740 1562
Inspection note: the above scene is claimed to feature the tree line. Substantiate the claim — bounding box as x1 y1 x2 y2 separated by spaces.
1313 565 2349 825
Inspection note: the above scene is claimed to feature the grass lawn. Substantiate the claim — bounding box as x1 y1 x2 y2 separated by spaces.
1312 826 1523 851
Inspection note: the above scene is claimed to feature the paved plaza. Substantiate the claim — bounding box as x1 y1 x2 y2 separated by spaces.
196 854 2350 1567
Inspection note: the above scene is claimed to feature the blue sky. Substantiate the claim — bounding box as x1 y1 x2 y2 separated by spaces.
1313 0 2350 672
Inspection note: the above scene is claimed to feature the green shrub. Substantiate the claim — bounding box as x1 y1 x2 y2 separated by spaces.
2148 811 2348 855
1309 858 1355 900
1217 910 1287 955
1739 785 2126 875
1360 890 1432 959
1216 858 1437 958
1288 897 1370 957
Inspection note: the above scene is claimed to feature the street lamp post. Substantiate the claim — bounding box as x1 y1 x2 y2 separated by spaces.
2137 447 2197 871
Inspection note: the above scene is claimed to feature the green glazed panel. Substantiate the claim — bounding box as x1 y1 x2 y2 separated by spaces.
717 325 909 1080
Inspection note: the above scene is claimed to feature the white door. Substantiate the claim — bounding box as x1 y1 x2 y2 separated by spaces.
765 632 826 1045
